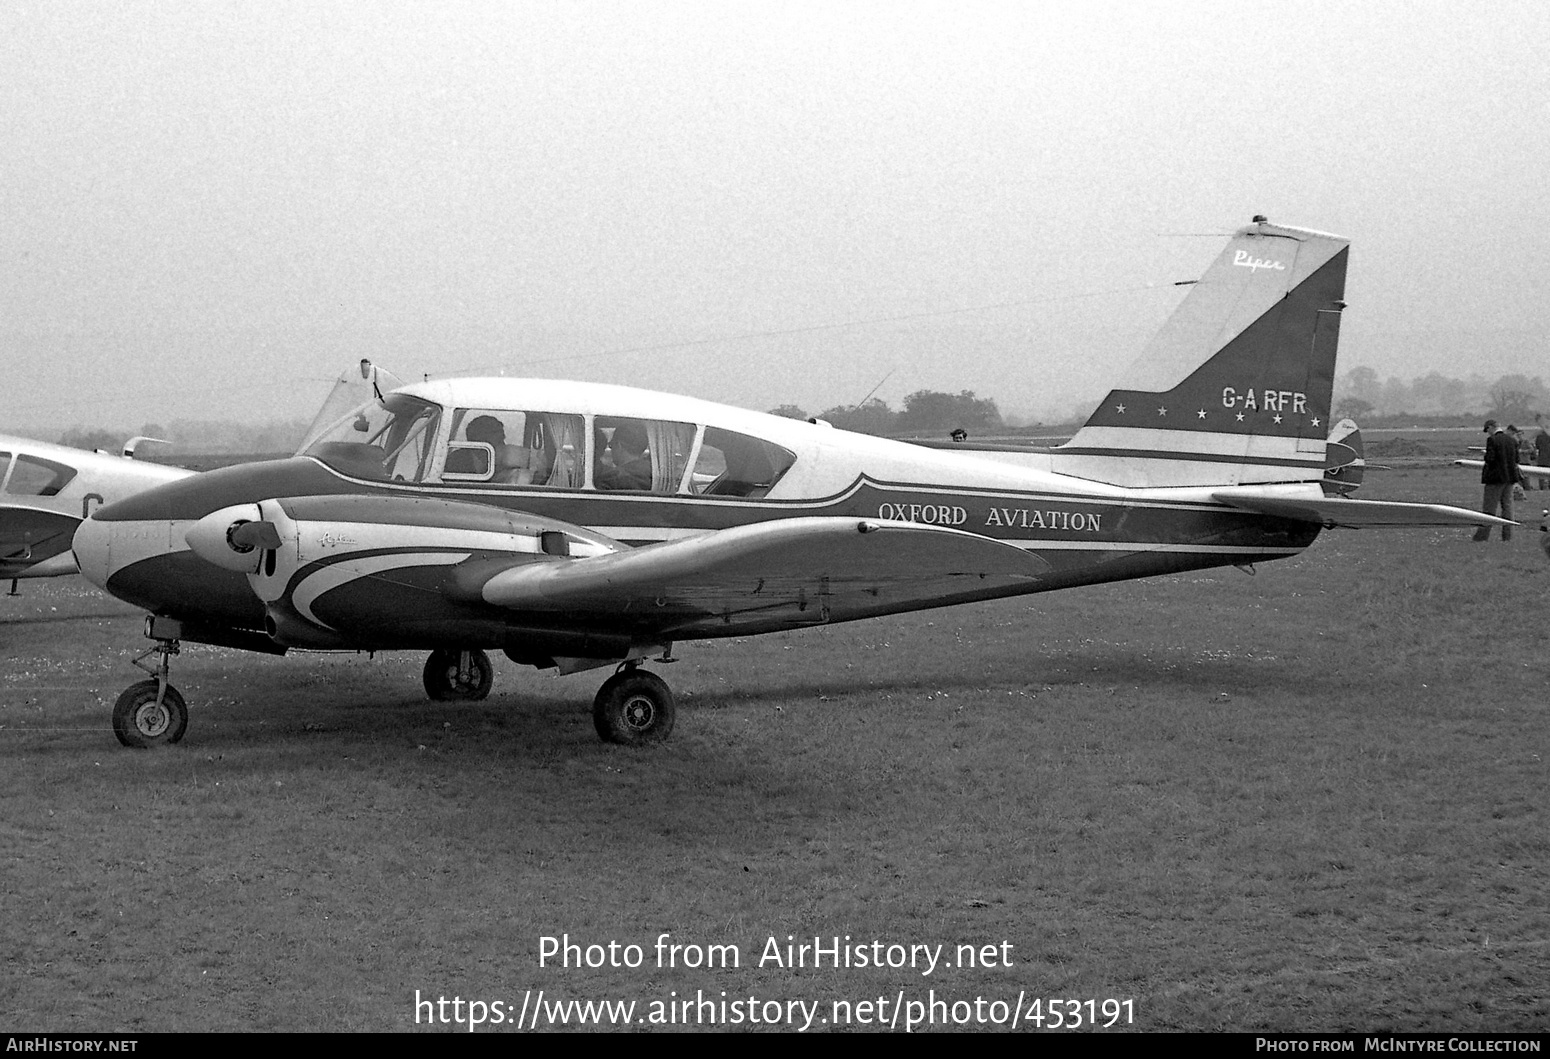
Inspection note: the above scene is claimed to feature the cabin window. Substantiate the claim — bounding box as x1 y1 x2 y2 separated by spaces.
690 427 796 498
300 394 441 482
592 417 696 493
5 454 78 497
441 409 585 488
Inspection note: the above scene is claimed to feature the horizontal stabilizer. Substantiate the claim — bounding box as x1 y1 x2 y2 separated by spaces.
1211 488 1513 529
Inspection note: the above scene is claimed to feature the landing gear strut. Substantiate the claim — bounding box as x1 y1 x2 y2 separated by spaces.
113 629 188 748
422 648 494 701
592 664 675 745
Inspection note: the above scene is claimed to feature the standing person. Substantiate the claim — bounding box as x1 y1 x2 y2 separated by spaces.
1508 424 1528 464
1472 419 1522 541
1534 424 1550 489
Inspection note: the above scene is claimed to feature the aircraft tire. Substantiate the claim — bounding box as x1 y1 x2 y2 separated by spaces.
112 679 189 748
422 648 494 701
592 669 675 745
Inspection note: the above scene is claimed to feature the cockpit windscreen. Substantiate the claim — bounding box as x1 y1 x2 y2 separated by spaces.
301 395 442 481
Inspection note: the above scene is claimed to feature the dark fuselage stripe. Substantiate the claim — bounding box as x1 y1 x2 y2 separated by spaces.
1053 447 1324 468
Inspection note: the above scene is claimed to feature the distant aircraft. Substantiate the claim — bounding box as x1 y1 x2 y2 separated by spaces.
73 218 1509 748
0 434 191 588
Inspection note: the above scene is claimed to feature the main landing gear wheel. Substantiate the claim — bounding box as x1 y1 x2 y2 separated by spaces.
422 648 494 701
592 669 675 745
112 679 189 748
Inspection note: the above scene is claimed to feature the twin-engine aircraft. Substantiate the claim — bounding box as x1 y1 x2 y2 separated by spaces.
0 434 189 588
72 218 1507 749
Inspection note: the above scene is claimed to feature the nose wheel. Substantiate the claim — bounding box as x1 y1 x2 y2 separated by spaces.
113 680 189 748
113 628 187 748
592 667 675 745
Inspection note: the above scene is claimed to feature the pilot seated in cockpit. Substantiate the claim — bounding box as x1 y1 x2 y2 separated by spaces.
447 415 550 485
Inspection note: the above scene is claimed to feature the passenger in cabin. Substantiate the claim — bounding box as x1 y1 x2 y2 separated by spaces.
596 422 653 490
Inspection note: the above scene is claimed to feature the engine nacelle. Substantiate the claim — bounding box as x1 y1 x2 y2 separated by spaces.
185 494 622 648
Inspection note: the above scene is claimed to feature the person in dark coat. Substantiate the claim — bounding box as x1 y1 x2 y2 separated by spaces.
1472 419 1522 541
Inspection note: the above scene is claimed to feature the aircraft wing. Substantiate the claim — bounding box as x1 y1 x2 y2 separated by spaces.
0 502 81 556
477 516 1051 635
1453 459 1550 480
0 502 82 576
1211 488 1513 529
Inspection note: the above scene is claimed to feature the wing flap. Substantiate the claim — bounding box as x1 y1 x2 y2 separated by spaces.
479 516 1050 632
1212 488 1512 529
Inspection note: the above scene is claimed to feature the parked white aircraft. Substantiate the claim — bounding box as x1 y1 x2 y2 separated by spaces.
0 435 190 587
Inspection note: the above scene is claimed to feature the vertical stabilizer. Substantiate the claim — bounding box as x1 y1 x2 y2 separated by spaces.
1052 218 1349 488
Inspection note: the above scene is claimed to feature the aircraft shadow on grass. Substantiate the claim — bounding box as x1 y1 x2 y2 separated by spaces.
0 609 143 627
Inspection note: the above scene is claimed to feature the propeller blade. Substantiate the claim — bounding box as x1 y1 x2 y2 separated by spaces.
230 521 282 551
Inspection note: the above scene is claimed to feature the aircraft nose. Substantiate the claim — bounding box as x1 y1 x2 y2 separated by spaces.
72 516 113 590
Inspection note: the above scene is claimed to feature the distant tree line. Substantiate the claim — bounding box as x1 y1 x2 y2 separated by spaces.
58 418 311 455
769 389 1005 437
1333 368 1548 424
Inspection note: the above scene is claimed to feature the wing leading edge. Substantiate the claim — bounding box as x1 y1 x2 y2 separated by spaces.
478 516 1052 635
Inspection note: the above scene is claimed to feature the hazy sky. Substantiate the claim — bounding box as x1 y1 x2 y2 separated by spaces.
4 0 1546 436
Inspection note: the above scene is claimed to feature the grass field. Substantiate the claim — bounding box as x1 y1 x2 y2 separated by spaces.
2 461 1547 1032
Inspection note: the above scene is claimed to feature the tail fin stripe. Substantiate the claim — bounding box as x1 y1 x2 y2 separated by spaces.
1053 448 1324 470
1060 426 1325 459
